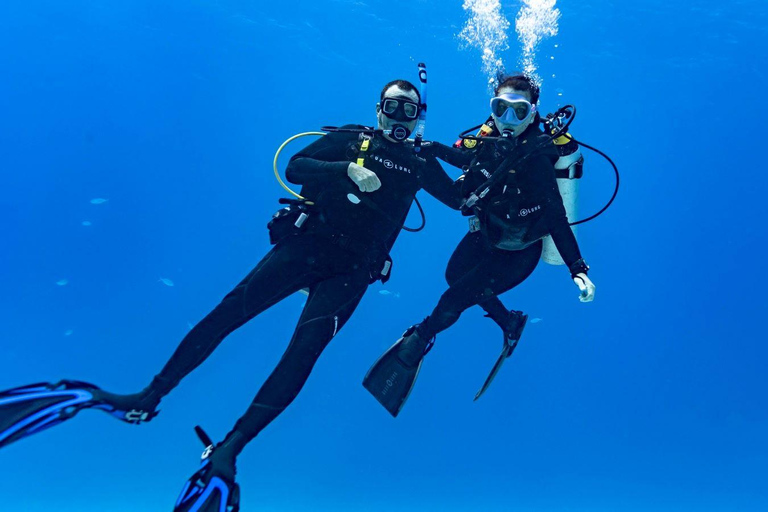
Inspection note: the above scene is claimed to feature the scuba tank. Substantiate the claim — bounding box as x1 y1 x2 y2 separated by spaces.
541 132 584 265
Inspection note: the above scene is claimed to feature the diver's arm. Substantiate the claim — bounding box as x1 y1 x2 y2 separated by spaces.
419 156 463 210
531 151 595 302
544 176 595 302
422 141 475 169
286 158 349 185
285 128 358 185
285 160 349 185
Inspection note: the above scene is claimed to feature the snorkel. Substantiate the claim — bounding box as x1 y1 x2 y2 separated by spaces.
413 62 428 152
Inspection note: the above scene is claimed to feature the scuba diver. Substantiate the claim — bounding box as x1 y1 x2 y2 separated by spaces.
364 74 597 417
0 75 461 511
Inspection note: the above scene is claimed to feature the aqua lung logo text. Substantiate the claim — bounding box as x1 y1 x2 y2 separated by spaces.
373 155 411 174
382 370 400 395
519 205 541 217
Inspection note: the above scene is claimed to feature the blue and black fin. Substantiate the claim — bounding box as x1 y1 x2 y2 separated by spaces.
174 426 240 512
0 380 158 449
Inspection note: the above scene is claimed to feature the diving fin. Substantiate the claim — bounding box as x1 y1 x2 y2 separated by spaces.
0 380 158 450
474 312 528 401
363 326 434 417
174 426 240 512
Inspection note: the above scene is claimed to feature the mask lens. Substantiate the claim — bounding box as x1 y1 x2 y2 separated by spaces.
403 102 419 119
513 104 530 120
492 100 510 118
382 99 399 114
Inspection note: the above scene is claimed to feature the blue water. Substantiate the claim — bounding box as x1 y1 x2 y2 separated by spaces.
1 1 767 510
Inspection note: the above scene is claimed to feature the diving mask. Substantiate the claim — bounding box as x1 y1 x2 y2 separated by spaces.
490 93 536 126
381 97 420 122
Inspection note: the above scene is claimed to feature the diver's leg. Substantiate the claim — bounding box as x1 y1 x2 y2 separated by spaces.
0 238 325 450
418 240 543 339
420 231 491 335
126 238 323 411
360 234 498 417
444 232 540 329
477 241 543 329
443 232 519 326
215 268 370 456
443 232 489 286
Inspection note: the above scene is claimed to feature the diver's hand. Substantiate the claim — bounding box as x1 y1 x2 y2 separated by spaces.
573 273 595 303
347 162 381 193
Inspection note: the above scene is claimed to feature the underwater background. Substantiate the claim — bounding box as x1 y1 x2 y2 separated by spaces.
1 0 767 510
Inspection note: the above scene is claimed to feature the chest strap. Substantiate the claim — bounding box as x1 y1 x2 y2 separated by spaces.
357 136 371 167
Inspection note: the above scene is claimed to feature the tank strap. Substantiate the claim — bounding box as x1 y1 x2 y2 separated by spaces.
554 155 584 179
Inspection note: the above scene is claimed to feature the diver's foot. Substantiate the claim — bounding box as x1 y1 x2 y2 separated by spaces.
503 311 528 348
396 325 434 367
174 427 240 512
91 387 160 424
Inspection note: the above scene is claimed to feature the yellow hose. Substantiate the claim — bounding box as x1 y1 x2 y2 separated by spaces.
273 132 326 200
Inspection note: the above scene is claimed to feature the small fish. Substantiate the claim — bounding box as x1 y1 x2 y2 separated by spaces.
56 279 68 286
90 198 109 205
187 322 194 330
64 329 74 336
159 278 174 287
531 318 543 324
81 221 92 226
378 290 401 298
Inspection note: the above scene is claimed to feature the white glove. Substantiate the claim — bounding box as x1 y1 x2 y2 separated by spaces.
347 162 381 193
573 273 595 303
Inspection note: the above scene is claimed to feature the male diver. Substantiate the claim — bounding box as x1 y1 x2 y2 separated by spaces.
0 77 460 511
364 74 597 417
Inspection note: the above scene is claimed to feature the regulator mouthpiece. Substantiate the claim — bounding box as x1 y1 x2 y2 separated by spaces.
390 125 410 141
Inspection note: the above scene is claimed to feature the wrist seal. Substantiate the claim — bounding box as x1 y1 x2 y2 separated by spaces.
569 258 590 279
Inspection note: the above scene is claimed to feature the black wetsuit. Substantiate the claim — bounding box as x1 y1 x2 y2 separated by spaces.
416 124 584 338
142 125 460 455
